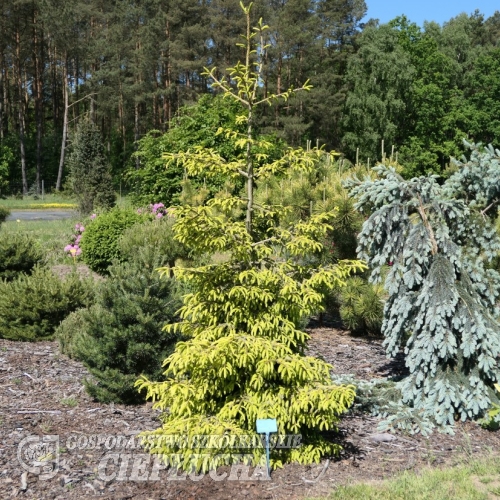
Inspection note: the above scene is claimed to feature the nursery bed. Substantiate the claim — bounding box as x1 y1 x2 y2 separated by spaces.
0 327 499 499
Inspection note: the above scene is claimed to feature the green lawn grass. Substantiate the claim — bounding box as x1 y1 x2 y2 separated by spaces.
0 218 78 265
309 457 500 500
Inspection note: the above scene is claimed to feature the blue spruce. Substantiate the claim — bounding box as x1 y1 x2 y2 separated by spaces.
346 141 500 430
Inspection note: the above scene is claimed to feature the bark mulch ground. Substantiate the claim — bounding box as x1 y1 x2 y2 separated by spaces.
1 327 499 499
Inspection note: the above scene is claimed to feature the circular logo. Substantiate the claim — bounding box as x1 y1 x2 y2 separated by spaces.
17 435 59 480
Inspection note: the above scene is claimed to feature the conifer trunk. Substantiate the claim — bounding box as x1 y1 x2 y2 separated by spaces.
244 13 253 237
245 109 253 235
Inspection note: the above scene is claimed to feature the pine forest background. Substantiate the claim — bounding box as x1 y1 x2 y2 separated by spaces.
1 0 500 195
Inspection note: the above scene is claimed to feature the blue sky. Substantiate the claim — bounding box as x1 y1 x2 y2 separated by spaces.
363 0 499 27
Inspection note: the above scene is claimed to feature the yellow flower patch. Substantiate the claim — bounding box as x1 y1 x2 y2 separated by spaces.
27 203 76 209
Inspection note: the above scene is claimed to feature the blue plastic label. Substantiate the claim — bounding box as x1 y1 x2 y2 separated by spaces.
256 418 277 434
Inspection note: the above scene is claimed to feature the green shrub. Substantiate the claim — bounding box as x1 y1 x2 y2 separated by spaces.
0 266 95 341
55 308 91 359
80 207 143 273
56 256 183 404
0 206 10 225
0 232 43 280
119 217 189 268
336 276 385 334
127 94 247 208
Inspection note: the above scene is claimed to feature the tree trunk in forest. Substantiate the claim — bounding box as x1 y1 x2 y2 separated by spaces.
56 57 69 191
23 68 29 126
164 20 172 128
33 12 44 194
0 50 4 140
118 89 126 153
2 65 9 138
51 45 58 129
276 53 282 127
134 101 140 169
153 68 158 129
18 103 27 195
15 27 27 195
90 61 97 124
73 56 79 124
90 91 96 124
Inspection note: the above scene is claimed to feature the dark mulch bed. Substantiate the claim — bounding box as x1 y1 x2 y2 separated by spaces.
1 327 499 499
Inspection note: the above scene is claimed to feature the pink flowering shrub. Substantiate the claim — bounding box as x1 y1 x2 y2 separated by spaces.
137 203 170 219
150 202 168 218
64 244 82 257
64 222 86 260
